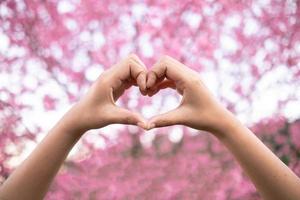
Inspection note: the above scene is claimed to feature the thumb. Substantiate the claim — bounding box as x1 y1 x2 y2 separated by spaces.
147 108 183 130
110 106 147 129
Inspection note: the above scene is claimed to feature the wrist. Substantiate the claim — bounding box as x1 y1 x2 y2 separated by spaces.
211 107 240 139
58 103 88 139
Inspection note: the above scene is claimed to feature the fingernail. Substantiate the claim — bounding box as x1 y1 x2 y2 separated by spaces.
147 123 155 130
137 122 147 129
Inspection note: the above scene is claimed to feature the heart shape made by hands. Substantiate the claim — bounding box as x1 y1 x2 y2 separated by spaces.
107 55 188 131
116 78 181 128
94 54 211 132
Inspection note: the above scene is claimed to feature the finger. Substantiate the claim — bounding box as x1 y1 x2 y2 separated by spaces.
146 72 157 89
136 71 147 91
146 72 164 89
126 77 138 86
140 87 148 96
147 80 177 96
130 53 147 70
127 54 147 91
112 54 146 98
117 54 146 84
155 80 176 90
110 106 147 129
147 55 185 89
147 108 183 130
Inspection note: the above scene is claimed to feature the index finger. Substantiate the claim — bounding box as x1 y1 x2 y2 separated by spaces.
146 55 186 89
118 54 147 91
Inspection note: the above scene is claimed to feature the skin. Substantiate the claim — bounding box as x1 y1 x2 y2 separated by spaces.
0 54 148 200
146 55 300 200
0 54 299 200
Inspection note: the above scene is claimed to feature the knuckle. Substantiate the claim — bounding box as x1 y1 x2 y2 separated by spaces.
184 73 201 86
140 70 147 76
128 53 138 61
189 76 201 85
136 71 145 80
159 55 170 65
125 57 135 67
98 73 112 85
186 79 200 89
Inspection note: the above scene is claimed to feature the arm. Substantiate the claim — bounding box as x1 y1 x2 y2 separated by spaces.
0 110 83 200
217 114 300 200
0 54 148 200
146 55 300 200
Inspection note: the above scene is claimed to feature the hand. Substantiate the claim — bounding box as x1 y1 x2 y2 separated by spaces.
68 54 148 133
146 55 233 135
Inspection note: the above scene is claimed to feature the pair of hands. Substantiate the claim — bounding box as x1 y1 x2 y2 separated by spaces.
72 54 232 136
2 55 299 200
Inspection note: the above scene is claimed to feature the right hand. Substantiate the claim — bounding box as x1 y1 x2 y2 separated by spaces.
146 55 234 135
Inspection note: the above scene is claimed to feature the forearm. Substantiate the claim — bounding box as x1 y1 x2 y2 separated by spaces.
216 113 300 200
0 107 84 200
0 54 147 200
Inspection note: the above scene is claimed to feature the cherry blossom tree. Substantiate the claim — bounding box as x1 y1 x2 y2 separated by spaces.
0 0 299 199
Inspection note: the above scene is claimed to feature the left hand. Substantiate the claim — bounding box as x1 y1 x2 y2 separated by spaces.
67 54 148 134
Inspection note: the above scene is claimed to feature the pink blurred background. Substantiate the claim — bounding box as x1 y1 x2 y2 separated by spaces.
0 0 300 199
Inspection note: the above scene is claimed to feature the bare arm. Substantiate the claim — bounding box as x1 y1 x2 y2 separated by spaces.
217 114 300 200
0 109 83 200
0 54 148 200
146 55 300 200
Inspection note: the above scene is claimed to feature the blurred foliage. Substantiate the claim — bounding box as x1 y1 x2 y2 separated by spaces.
0 0 300 199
